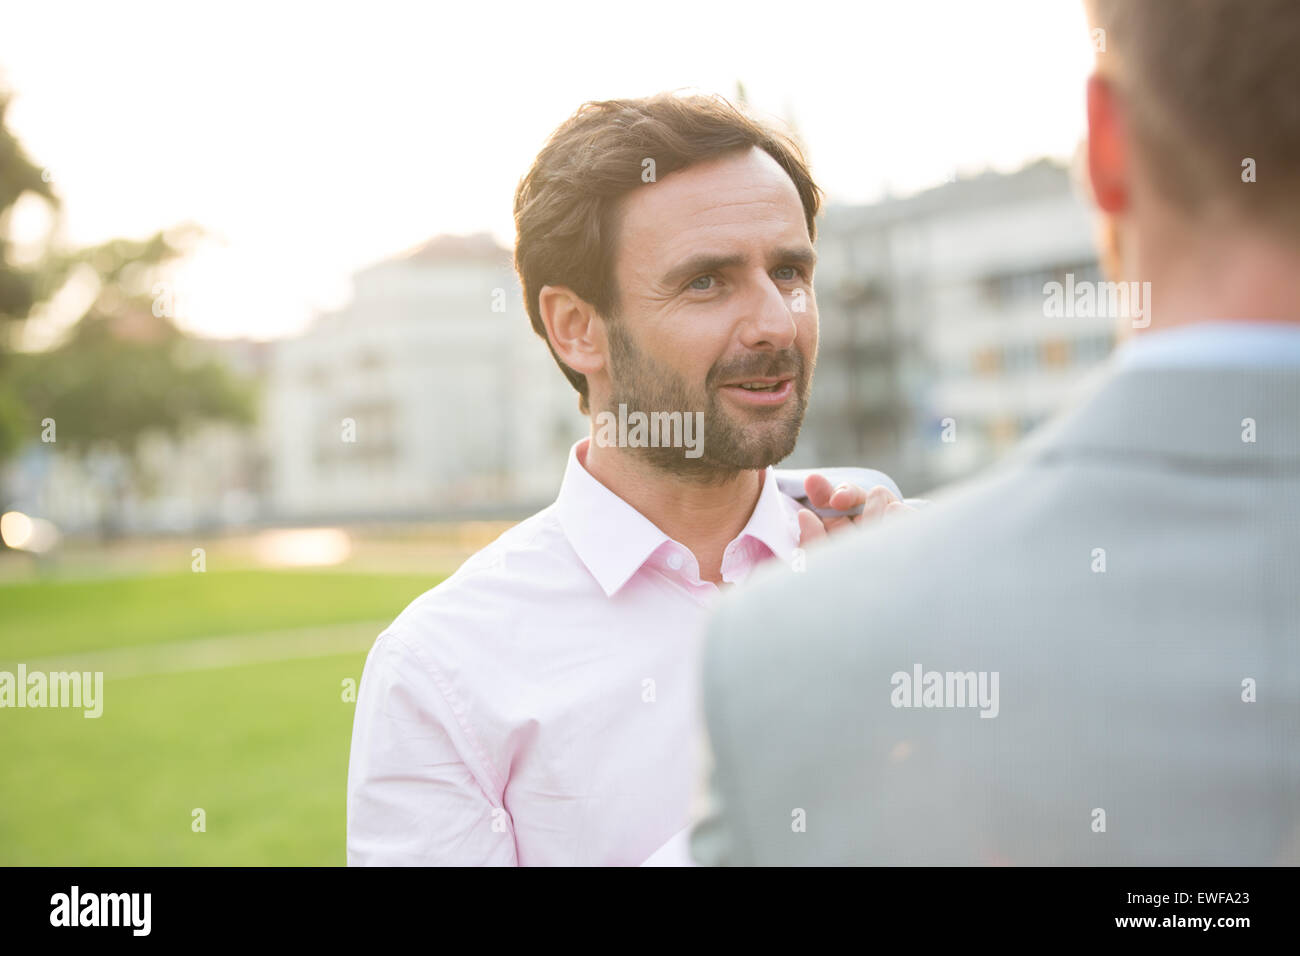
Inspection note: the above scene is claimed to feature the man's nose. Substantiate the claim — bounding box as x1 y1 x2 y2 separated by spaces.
736 272 799 349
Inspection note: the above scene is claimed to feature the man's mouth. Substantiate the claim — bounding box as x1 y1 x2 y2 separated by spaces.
719 377 795 404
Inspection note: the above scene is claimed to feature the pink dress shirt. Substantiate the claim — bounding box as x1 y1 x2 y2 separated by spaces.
346 436 804 865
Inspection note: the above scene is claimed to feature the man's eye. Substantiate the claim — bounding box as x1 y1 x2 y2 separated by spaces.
774 266 802 281
688 275 714 291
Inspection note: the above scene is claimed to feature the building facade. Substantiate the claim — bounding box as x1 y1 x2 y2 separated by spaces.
264 233 585 522
796 158 1110 495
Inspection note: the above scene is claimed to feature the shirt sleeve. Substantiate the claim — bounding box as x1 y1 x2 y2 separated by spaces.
346 630 518 866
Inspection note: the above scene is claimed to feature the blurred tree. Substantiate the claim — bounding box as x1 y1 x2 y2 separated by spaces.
0 91 58 459
9 237 259 450
0 90 258 538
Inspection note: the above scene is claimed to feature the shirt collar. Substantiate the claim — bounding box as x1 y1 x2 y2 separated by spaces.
731 457 802 569
554 437 801 597
1112 320 1300 370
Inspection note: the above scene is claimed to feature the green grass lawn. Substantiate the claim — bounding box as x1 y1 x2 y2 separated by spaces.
0 569 442 865
0 569 439 659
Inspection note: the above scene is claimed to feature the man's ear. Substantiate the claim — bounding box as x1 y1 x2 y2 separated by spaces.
538 285 607 379
1086 72 1130 215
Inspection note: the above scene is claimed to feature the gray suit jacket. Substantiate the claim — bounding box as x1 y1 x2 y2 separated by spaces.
691 362 1300 865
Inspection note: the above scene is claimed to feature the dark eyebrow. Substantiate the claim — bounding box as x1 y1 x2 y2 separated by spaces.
660 246 818 290
778 247 818 271
660 253 747 290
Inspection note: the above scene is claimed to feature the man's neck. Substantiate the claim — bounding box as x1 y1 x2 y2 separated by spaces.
581 436 764 585
1121 224 1300 342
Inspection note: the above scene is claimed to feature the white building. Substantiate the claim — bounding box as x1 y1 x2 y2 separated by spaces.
799 158 1111 493
265 233 585 522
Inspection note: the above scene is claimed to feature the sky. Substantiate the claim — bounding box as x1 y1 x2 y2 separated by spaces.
1 0 1095 343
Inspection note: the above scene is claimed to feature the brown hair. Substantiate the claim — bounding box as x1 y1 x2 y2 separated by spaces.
513 91 823 415
1085 0 1300 234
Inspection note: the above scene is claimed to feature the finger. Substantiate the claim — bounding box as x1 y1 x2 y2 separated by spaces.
802 473 836 511
822 515 854 535
859 485 898 522
827 481 868 514
883 500 915 523
796 507 828 546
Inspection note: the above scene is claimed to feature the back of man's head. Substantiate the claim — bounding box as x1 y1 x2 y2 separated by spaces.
1085 0 1300 245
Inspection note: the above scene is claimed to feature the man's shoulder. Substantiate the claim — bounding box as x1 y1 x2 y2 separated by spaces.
702 452 1110 697
731 460 1044 621
436 504 570 585
380 503 588 649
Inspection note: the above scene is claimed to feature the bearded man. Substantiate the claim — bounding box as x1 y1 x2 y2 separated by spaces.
346 92 911 865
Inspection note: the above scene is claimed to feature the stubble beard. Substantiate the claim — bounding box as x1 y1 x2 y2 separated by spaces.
601 320 813 484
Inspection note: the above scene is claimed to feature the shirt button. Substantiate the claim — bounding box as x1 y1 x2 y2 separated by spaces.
666 552 684 571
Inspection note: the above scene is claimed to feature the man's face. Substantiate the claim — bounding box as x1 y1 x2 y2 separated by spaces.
598 145 818 480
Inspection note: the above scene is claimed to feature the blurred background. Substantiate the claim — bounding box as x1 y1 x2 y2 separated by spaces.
1 0 1107 863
